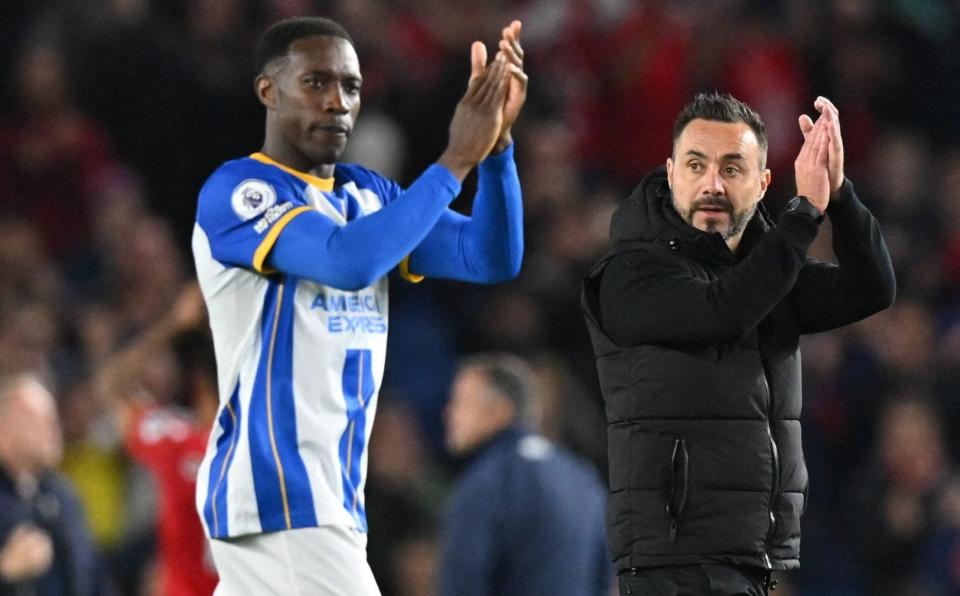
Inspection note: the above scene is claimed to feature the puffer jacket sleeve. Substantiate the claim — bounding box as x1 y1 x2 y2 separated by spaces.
789 179 896 333
599 211 820 347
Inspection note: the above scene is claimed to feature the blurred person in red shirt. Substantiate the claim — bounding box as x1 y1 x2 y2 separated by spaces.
585 1 691 181
92 283 218 596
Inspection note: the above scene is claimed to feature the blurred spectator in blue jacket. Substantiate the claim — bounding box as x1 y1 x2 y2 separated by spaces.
0 374 111 595
438 353 611 596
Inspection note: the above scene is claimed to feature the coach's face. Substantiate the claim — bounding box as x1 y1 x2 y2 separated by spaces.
258 35 361 171
666 119 771 248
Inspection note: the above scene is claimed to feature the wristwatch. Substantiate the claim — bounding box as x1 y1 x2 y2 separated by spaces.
785 196 824 224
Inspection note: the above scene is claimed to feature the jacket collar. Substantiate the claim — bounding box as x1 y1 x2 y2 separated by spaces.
608 166 773 262
460 424 526 465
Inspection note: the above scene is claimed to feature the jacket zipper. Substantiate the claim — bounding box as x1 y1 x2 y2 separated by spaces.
761 370 780 569
666 437 689 543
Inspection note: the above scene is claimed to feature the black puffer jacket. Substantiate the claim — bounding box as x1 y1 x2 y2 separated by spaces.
581 167 895 573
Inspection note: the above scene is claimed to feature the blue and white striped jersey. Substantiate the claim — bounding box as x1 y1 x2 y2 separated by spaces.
192 153 411 539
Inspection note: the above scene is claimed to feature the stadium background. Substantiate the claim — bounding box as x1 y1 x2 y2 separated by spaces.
1 0 959 594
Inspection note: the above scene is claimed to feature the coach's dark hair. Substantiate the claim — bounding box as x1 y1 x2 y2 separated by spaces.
673 92 768 168
459 353 537 425
255 17 354 74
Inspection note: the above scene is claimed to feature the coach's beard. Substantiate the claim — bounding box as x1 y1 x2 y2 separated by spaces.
674 196 757 240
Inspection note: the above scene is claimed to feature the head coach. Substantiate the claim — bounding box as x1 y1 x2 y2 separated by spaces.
581 92 896 595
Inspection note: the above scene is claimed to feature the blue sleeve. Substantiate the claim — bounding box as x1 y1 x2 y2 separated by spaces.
438 473 499 596
267 164 461 289
408 143 523 283
196 165 313 272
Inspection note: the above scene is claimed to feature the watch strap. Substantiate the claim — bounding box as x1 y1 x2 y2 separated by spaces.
786 196 824 224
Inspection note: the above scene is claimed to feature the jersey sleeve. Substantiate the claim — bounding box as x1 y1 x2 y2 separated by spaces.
337 163 423 283
196 162 314 273
407 145 523 284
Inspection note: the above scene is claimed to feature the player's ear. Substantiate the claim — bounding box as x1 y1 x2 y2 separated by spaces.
255 74 275 109
665 157 674 189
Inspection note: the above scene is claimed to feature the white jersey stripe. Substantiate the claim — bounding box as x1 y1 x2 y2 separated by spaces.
305 185 347 225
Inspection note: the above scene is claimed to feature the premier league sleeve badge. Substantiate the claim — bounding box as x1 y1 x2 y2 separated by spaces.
231 179 277 220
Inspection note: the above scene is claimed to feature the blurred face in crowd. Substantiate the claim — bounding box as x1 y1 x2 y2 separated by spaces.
257 35 362 174
880 399 944 491
18 45 68 111
0 378 63 477
444 368 514 456
666 119 771 249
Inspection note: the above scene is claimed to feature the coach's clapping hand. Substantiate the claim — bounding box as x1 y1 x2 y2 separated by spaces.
799 96 845 200
794 104 832 213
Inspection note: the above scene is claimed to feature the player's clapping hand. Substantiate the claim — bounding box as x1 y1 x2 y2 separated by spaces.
798 96 844 200
493 20 527 152
794 105 832 213
439 43 510 181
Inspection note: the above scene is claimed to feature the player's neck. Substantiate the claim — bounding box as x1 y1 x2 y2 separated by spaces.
259 138 335 179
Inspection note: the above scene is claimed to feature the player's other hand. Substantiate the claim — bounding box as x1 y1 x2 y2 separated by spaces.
492 20 527 153
439 43 510 181
798 96 844 200
794 108 831 213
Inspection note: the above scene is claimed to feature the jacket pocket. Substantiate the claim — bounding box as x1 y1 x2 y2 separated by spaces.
666 437 689 543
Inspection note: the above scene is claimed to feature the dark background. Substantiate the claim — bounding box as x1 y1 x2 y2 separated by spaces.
1 0 959 594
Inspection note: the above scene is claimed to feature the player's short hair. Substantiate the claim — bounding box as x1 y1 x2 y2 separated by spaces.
255 16 354 74
460 353 537 425
673 92 769 168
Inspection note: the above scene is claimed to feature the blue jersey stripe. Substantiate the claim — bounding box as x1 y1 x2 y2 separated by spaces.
250 278 318 532
266 277 318 528
204 383 241 538
338 349 374 531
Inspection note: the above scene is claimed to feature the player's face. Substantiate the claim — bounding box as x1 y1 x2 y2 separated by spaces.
444 369 511 456
666 119 770 244
271 36 362 168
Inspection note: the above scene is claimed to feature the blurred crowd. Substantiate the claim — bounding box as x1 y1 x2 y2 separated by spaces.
0 0 959 594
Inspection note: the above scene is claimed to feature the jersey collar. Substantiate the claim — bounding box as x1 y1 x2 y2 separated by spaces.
250 152 335 192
